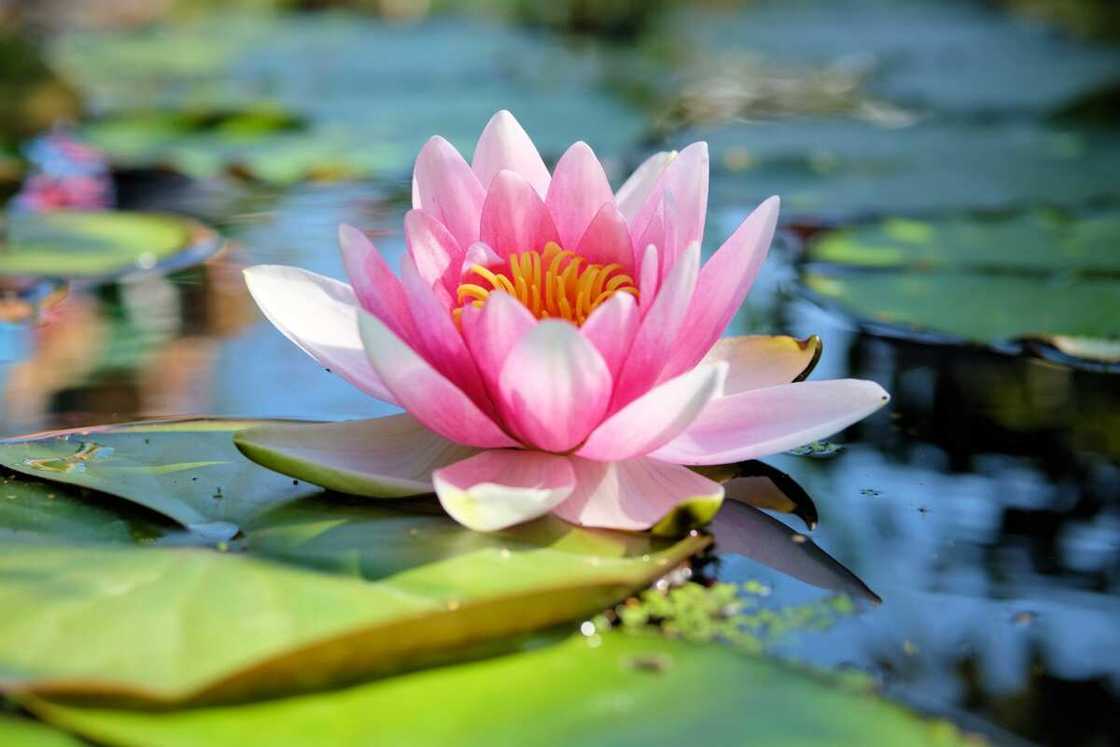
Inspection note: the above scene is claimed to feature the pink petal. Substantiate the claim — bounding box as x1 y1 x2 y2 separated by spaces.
660 196 780 381
479 170 561 258
637 243 659 305
399 254 492 411
460 290 538 395
576 362 726 462
471 110 551 197
234 414 476 497
459 241 504 280
610 241 700 407
580 291 639 379
703 334 822 395
413 136 486 249
615 151 675 222
553 457 723 531
338 224 417 343
497 320 611 453
545 141 614 250
575 201 634 270
629 142 707 248
634 195 669 276
404 209 463 301
650 379 891 465
243 265 396 404
358 310 518 449
434 449 575 531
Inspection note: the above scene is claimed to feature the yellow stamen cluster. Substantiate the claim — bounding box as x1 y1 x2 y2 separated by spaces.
454 242 638 326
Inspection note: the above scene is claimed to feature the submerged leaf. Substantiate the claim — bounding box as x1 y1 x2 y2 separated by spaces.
711 502 880 604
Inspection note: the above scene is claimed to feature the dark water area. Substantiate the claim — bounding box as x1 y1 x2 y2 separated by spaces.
1 1 1119 744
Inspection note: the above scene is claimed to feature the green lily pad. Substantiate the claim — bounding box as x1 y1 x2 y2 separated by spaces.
26 632 977 747
0 211 221 280
803 268 1119 351
0 530 705 704
0 419 320 538
806 213 1120 272
800 212 1120 362
0 476 164 545
698 119 1120 223
52 14 647 183
0 714 85 747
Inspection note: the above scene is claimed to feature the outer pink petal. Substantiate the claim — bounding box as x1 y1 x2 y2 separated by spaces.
243 265 396 404
399 254 491 411
357 310 518 449
650 379 891 465
404 208 463 301
479 170 561 258
575 201 634 271
629 142 707 249
338 224 417 343
434 449 575 531
615 150 675 222
580 291 639 379
576 362 726 462
497 320 611 453
553 457 723 531
471 110 551 197
460 290 538 395
413 136 486 249
545 141 614 251
610 241 700 408
660 196 780 381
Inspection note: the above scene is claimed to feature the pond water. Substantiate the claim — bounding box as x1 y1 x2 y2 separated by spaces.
1 1 1118 744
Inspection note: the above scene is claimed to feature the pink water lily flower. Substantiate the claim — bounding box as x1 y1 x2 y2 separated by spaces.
241 110 889 532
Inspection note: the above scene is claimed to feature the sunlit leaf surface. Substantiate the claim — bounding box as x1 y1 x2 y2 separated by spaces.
26 632 977 747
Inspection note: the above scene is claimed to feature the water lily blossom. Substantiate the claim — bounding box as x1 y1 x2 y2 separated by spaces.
239 111 889 532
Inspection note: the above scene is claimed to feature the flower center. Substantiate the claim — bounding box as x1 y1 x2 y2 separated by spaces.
454 242 638 325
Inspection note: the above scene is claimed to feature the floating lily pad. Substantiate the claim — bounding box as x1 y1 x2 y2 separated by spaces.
0 419 319 537
800 212 1120 364
52 14 647 183
696 119 1120 224
667 0 1120 118
0 476 164 545
26 632 976 747
0 528 705 704
0 211 221 281
803 267 1119 353
806 213 1120 272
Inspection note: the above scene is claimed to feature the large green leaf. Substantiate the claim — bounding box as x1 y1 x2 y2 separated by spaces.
0 526 706 704
0 714 85 747
0 476 164 545
802 269 1119 348
0 419 321 539
26 632 977 747
806 213 1120 272
0 212 220 280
